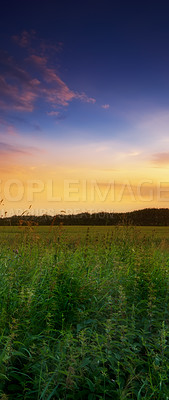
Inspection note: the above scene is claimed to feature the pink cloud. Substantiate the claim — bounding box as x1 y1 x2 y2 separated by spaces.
30 55 95 106
0 118 18 136
47 111 60 116
43 71 96 106
40 68 76 105
42 85 76 107
13 31 62 55
152 152 169 166
0 142 44 164
13 90 37 112
101 104 110 109
29 54 47 67
0 142 33 158
0 31 96 115
0 74 38 112
12 30 36 48
76 93 96 104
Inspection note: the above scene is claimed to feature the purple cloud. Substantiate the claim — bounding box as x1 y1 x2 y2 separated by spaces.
101 104 110 109
0 31 96 114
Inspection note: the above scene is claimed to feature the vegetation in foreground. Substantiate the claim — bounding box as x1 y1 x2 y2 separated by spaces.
0 225 169 399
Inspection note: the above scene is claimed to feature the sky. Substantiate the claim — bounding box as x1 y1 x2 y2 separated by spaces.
1 0 169 215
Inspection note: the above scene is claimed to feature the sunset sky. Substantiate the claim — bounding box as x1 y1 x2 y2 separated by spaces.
1 1 169 215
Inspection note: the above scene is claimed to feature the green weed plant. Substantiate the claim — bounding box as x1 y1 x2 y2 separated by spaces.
0 225 169 399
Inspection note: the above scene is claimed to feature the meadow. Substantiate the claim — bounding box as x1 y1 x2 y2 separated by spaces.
0 225 169 399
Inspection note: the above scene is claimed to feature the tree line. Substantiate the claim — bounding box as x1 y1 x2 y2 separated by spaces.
1 208 169 226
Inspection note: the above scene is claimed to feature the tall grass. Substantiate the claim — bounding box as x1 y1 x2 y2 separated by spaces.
0 226 169 399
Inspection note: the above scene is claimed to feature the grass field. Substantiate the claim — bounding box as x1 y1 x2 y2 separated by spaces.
1 225 169 399
1 225 169 245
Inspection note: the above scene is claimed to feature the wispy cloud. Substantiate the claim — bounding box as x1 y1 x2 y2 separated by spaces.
76 93 96 104
47 111 60 117
0 51 40 112
0 142 27 155
0 118 19 136
0 31 96 114
152 152 169 166
0 141 44 166
0 142 31 155
12 30 63 54
29 52 96 107
12 30 36 48
29 54 47 67
101 104 110 109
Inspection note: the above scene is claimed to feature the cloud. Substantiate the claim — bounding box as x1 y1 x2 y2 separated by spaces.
101 104 110 109
47 110 66 121
0 33 96 115
0 52 40 112
0 50 31 84
0 79 38 112
41 70 76 106
3 115 42 132
152 152 169 166
76 93 96 104
47 111 60 116
12 31 63 54
0 141 43 162
0 118 19 136
0 142 30 155
29 54 96 106
12 30 36 48
29 54 47 67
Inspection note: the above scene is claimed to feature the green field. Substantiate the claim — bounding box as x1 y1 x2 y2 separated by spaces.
1 225 169 245
1 225 169 399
